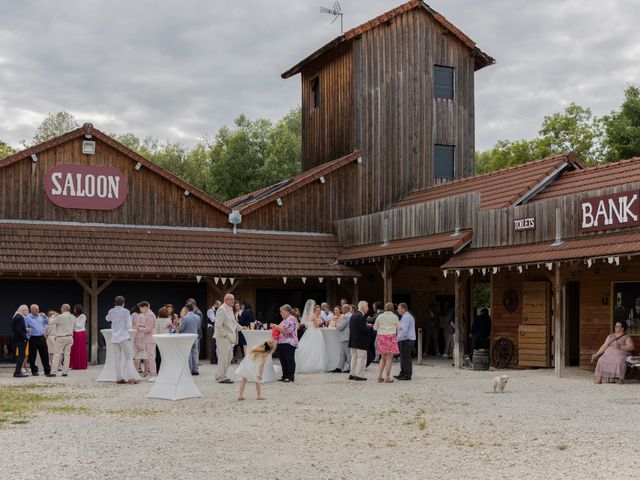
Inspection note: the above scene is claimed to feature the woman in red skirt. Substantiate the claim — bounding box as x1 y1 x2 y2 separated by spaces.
373 302 401 383
69 304 87 370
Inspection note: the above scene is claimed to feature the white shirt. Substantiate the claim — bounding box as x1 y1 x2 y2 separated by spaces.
75 314 87 332
207 307 216 324
106 306 132 343
320 311 334 322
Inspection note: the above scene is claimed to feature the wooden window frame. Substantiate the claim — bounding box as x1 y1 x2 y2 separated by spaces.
434 144 455 180
310 77 320 110
434 65 455 100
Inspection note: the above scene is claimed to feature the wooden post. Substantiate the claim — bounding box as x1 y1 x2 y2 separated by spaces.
417 328 423 365
453 273 467 369
383 258 393 303
554 263 565 378
74 274 114 365
353 281 359 304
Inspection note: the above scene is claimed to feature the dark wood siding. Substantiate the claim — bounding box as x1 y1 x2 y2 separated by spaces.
352 8 476 214
0 137 229 228
301 42 355 171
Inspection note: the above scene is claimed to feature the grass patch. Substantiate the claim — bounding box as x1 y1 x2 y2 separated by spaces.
417 418 427 430
0 384 81 428
557 444 568 451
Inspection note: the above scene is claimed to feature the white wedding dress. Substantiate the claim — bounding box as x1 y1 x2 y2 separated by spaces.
295 300 327 373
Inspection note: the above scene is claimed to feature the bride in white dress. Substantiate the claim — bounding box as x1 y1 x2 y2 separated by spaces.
295 299 327 373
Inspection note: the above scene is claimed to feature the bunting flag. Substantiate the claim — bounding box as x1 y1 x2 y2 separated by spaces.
196 275 202 283
221 277 227 284
301 277 307 284
229 278 235 285
337 278 341 284
443 270 448 278
283 277 287 284
214 277 220 285
318 277 323 283
353 277 358 284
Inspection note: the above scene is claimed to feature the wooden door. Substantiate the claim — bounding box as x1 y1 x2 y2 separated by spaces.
518 281 551 367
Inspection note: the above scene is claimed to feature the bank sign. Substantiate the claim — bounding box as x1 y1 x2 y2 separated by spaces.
581 191 639 233
44 164 128 210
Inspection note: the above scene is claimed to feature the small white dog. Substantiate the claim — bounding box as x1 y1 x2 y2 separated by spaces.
493 374 509 393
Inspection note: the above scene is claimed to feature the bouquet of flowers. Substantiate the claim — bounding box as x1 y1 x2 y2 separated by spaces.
271 326 280 340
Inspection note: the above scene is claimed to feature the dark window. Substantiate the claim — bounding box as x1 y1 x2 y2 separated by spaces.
310 77 320 109
434 144 455 180
434 65 454 100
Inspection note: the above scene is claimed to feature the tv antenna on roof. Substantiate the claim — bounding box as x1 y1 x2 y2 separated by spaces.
320 1 344 35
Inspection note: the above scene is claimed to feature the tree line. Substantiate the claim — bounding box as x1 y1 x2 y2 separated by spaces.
1 85 639 200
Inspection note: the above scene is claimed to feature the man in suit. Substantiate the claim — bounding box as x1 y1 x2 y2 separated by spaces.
333 303 352 373
179 303 201 375
12 305 29 378
214 293 239 384
25 304 52 376
348 300 370 381
48 304 76 377
396 303 416 381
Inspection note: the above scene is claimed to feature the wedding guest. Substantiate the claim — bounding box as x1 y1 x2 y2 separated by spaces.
45 310 58 369
320 302 334 323
69 304 87 370
374 302 401 383
340 298 349 306
238 302 255 356
12 305 29 378
234 301 243 320
348 301 370 381
395 303 416 381
424 303 441 357
313 304 324 327
334 303 352 373
164 304 179 323
214 294 239 383
49 304 76 377
137 301 157 378
207 301 221 326
592 321 635 384
185 298 204 322
106 296 137 384
131 304 147 373
442 304 455 359
207 300 221 364
471 308 492 356
155 306 173 372
367 301 384 363
236 339 276 401
186 298 204 362
179 303 201 376
271 304 298 383
25 304 52 377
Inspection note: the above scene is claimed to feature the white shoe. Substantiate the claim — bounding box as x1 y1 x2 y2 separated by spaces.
441 354 448 358
147 376 156 382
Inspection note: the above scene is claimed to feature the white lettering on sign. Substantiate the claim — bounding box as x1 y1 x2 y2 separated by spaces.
514 217 535 231
51 172 119 199
581 191 640 232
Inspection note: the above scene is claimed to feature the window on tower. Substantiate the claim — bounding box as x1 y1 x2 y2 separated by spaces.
311 77 320 110
434 65 454 100
434 144 455 180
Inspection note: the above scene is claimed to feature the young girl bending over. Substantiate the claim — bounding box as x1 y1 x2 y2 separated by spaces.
235 339 276 401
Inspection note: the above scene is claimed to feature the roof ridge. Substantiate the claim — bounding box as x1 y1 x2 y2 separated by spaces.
563 156 640 174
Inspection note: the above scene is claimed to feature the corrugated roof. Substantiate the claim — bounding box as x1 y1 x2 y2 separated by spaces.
394 153 580 211
282 0 494 78
226 150 361 214
534 156 640 201
0 123 231 214
0 222 358 278
338 230 472 262
441 230 640 270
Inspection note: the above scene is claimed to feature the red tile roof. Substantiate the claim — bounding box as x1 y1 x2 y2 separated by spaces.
533 157 640 202
338 231 472 262
394 153 580 211
282 0 494 78
441 230 640 270
0 222 358 278
226 150 361 214
0 124 231 214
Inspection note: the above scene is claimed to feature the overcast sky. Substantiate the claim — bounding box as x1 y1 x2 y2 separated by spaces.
1 0 639 151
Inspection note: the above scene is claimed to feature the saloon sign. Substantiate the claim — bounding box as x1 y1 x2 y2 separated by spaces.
44 164 128 210
581 191 639 233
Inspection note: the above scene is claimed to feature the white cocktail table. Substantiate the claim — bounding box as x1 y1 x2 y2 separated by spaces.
321 328 342 371
147 334 202 400
238 330 277 383
97 329 142 382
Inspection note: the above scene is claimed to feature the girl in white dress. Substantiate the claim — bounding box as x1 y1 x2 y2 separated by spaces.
295 300 327 373
236 339 276 401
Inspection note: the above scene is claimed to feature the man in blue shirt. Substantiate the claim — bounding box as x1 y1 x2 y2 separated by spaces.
395 303 416 381
26 304 53 376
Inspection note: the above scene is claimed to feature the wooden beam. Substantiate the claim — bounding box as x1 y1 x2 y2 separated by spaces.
73 275 91 294
90 274 99 365
453 273 468 369
227 279 242 294
96 277 114 295
554 263 566 378
383 258 393 303
206 279 225 300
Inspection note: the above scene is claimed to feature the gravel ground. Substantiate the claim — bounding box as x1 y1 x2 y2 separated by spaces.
0 359 637 479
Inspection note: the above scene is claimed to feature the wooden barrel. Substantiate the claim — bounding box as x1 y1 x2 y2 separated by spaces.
472 349 490 370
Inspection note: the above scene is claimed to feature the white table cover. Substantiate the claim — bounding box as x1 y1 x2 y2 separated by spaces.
239 330 277 383
147 334 202 401
96 329 142 382
321 328 342 371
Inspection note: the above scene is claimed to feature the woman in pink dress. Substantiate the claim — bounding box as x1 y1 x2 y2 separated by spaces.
131 304 147 374
592 321 635 384
69 304 88 370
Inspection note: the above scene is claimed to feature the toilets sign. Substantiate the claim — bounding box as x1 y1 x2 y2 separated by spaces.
44 164 128 210
581 191 640 232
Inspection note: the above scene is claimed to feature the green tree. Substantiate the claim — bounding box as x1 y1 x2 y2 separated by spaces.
32 111 79 144
261 107 302 184
0 140 15 159
475 138 547 174
602 85 640 162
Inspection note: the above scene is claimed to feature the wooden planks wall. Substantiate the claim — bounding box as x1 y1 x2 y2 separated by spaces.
334 192 479 247
352 8 476 214
0 137 229 228
301 43 355 171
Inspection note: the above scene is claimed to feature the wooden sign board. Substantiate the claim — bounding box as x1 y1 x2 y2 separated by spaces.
45 164 128 210
581 190 640 233
514 217 535 231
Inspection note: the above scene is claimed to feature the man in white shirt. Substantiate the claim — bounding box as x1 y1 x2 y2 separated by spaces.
106 295 137 384
207 300 221 364
320 302 334 324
